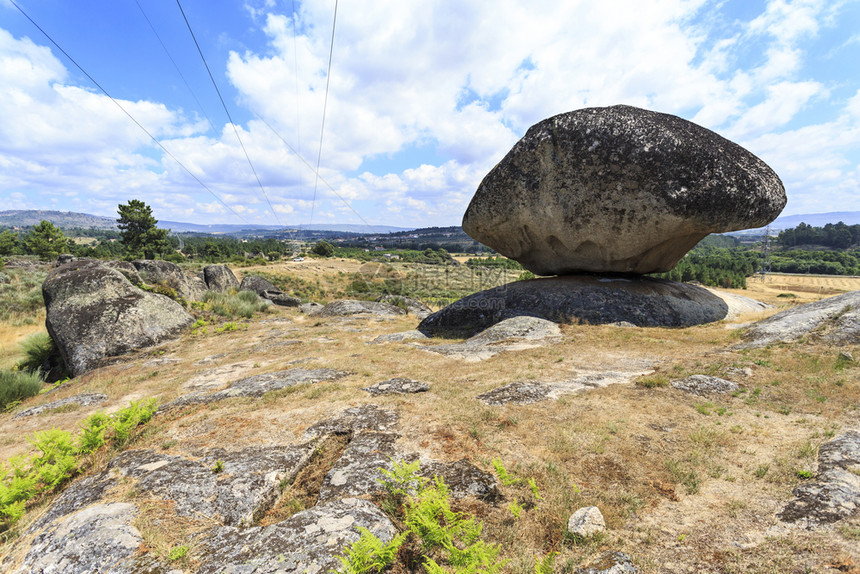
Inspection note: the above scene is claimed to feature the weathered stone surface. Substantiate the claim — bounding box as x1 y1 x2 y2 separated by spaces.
370 330 429 344
240 275 302 306
132 259 204 301
263 290 302 306
567 506 606 537
43 261 193 377
6 502 142 574
463 105 785 275
418 316 562 361
420 459 501 501
196 498 398 574
15 393 108 418
318 432 398 503
306 405 399 437
418 276 744 336
317 300 407 317
203 264 239 292
377 294 433 319
742 291 860 348
477 381 554 405
671 375 739 396
31 446 315 531
300 302 324 314
575 551 640 574
162 368 349 410
779 430 860 525
363 378 430 395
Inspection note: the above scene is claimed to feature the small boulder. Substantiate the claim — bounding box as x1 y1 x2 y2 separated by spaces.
203 264 239 292
43 261 193 377
463 105 785 275
371 330 429 344
567 506 606 538
418 316 562 362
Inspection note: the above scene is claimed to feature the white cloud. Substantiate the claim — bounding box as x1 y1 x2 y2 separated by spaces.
1 0 859 225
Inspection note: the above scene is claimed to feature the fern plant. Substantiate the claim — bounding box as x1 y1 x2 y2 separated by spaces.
335 528 406 574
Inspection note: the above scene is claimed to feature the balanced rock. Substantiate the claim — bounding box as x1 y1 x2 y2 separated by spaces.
463 105 786 275
43 261 193 377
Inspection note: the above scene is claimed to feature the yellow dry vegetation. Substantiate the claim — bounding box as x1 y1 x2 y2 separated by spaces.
0 262 858 572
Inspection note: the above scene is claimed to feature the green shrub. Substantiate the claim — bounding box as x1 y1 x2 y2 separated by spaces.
0 398 158 532
0 370 43 410
202 290 270 319
16 332 53 374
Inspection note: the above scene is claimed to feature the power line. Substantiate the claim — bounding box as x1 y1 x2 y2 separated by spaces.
254 112 378 231
309 0 338 227
134 0 217 135
9 0 250 225
175 0 283 226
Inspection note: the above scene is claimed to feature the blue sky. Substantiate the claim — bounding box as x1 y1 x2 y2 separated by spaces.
1 0 859 228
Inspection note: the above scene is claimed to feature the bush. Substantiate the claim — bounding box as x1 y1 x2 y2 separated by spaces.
0 371 43 410
202 290 270 319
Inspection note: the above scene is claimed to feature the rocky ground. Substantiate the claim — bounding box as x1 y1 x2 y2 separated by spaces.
0 273 858 573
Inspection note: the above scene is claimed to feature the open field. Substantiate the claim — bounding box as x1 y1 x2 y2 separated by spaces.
0 262 858 572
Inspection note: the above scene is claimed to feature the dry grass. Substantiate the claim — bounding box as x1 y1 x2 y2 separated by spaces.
0 263 858 572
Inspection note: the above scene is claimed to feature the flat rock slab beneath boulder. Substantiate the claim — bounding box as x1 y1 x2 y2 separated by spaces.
305 405 399 437
477 367 656 405
14 393 108 418
317 300 407 317
779 430 860 526
196 498 398 574
671 375 739 396
418 316 562 362
418 276 751 337
363 378 430 395
742 290 860 348
162 368 349 410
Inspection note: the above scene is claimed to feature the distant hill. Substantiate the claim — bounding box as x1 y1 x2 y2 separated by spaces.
0 210 117 230
770 211 860 228
0 210 411 235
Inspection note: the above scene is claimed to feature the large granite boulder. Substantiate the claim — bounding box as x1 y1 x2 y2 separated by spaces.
203 264 239 292
463 105 786 275
43 261 194 377
418 275 761 336
132 259 206 301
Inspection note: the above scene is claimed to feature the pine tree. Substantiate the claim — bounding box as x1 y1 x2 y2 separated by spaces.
24 221 68 261
117 200 170 260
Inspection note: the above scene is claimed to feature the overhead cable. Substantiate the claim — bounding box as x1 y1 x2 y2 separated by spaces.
9 0 250 224
309 0 338 227
175 0 283 226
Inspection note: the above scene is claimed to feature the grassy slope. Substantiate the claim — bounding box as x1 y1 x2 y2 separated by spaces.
0 261 857 572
